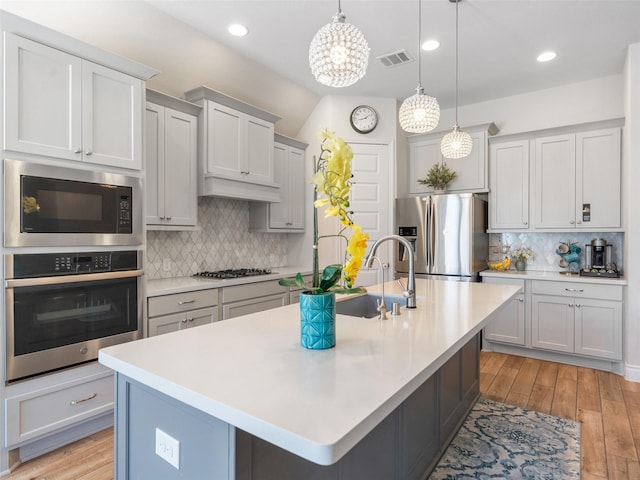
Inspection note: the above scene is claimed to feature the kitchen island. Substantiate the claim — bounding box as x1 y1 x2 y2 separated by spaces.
99 278 519 479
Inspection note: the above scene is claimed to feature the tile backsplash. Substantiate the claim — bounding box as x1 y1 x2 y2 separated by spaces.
146 197 289 279
489 232 624 273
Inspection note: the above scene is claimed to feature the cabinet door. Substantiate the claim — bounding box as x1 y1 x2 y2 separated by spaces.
145 103 164 223
409 138 442 194
575 299 622 360
4 33 82 160
163 108 198 226
531 295 574 353
489 140 530 230
484 294 526 345
286 146 306 229
82 61 143 170
268 143 289 228
187 307 219 329
222 293 288 320
246 115 275 184
533 134 576 228
576 128 621 229
206 102 243 177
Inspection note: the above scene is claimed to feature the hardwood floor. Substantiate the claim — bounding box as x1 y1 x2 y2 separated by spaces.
4 351 640 479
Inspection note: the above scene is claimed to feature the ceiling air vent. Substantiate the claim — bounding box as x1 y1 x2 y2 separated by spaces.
377 50 413 68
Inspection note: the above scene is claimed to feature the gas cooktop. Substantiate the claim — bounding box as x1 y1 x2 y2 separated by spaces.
193 268 273 280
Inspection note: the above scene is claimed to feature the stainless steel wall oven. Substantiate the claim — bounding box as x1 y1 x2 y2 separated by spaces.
5 250 143 383
4 158 142 247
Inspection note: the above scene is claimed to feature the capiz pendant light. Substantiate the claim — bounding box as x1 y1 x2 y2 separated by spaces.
441 0 473 159
399 0 440 133
309 0 370 88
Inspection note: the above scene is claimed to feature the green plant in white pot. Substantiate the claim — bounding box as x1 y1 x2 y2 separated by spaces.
418 162 456 192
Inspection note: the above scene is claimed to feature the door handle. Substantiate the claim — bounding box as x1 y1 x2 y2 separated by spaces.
70 392 97 405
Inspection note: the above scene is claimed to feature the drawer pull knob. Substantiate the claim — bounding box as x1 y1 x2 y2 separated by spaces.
568 303 574 307
70 393 97 405
181 319 188 323
565 288 584 293
576 303 581 308
178 299 196 305
187 317 194 322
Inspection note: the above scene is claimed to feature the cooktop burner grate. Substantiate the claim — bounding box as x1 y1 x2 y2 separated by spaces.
194 268 273 279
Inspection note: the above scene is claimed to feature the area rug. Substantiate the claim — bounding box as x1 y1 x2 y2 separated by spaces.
429 397 581 479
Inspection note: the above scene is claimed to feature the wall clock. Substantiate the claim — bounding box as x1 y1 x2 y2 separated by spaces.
350 105 378 134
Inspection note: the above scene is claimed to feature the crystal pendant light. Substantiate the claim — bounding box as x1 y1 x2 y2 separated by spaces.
441 0 473 159
308 0 370 88
399 0 440 133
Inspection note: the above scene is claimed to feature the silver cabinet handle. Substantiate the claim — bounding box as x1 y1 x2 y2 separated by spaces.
85 151 92 156
159 216 165 220
178 299 195 305
565 288 584 293
70 392 97 405
74 148 82 154
569 220 575 224
166 216 172 221
518 297 524 302
568 303 574 307
181 319 188 323
187 317 194 322
523 221 528 226
576 304 581 308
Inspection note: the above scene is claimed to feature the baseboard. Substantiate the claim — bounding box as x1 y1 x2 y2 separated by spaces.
624 363 640 382
482 342 624 375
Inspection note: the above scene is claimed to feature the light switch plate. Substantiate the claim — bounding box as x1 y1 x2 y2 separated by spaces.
155 428 180 469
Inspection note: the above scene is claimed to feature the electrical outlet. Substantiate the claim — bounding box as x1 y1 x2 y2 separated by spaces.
155 428 180 469
162 258 171 272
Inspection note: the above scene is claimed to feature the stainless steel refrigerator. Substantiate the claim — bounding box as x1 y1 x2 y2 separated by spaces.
395 194 488 281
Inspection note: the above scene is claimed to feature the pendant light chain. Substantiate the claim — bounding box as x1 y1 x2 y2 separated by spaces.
440 0 473 159
454 0 459 126
418 0 422 88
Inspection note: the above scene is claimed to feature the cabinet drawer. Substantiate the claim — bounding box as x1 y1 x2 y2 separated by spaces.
222 293 288 320
5 372 113 446
483 277 525 292
222 280 284 304
148 288 218 317
531 280 622 301
148 306 219 337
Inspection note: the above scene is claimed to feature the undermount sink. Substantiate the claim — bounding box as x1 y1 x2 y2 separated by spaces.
336 294 406 319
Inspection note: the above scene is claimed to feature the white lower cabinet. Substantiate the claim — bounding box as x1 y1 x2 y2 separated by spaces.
483 277 526 346
530 280 622 360
147 288 219 337
221 280 288 320
4 368 113 447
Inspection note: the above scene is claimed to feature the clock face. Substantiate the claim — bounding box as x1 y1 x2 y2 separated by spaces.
350 105 378 133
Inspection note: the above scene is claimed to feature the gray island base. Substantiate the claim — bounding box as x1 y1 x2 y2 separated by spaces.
100 279 520 480
116 334 479 480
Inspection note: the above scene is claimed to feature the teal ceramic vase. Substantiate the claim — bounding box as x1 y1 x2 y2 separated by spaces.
299 292 336 349
515 258 526 271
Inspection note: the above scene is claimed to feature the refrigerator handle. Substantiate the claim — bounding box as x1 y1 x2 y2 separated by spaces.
426 197 433 271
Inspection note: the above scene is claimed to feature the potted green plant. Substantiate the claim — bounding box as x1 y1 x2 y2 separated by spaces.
418 162 456 192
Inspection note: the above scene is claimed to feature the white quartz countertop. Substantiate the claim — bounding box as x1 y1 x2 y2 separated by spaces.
146 266 313 296
480 269 627 285
99 278 519 466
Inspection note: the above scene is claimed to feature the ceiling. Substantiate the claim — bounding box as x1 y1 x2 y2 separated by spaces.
146 0 640 109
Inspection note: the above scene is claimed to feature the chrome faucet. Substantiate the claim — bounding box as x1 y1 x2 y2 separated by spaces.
368 256 388 320
364 234 416 308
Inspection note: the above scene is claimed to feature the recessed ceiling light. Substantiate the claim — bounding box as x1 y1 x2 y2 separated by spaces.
228 23 249 37
422 39 440 51
537 51 557 62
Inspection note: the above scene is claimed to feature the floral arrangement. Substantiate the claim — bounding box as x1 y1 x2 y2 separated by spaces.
418 162 456 190
279 129 369 295
511 246 534 261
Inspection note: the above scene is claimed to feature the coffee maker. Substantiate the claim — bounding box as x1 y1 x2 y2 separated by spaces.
581 238 619 277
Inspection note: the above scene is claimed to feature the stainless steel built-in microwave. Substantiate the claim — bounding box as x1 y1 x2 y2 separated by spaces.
4 159 143 247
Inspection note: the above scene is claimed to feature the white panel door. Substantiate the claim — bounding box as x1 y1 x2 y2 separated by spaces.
348 143 391 287
531 295 575 353
489 139 530 230
145 103 164 223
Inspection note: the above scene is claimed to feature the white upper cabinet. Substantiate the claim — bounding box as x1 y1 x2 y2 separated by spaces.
184 86 281 202
4 33 144 170
249 135 308 232
533 127 621 230
408 123 498 194
145 91 200 228
489 139 530 230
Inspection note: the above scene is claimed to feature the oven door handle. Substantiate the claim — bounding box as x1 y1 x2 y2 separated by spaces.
5 269 144 289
